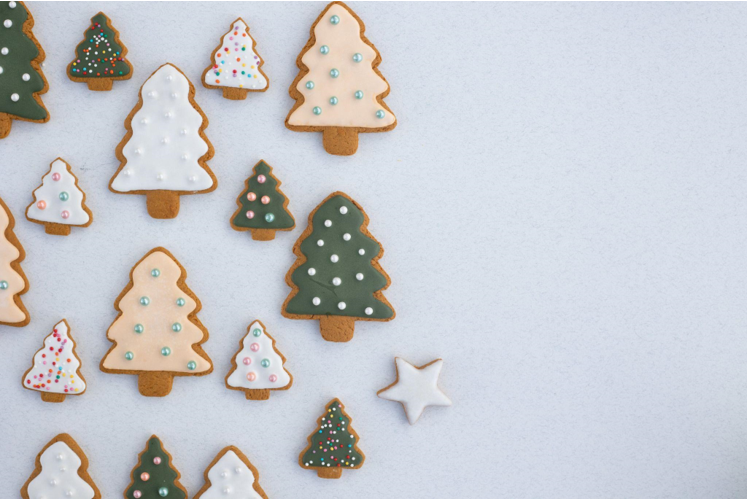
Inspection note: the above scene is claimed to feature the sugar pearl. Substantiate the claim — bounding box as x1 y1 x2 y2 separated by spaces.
246 210 255 219
257 175 266 184
243 357 252 365
61 210 70 219
250 343 260 352
317 239 324 247
133 492 142 499
140 472 150 481
332 277 341 286
343 233 351 241
330 254 339 263
261 195 270 205
365 307 374 315
359 249 365 255
36 201 46 210
340 206 348 214
10 93 18 101
269 374 278 382
52 172 61 181
338 302 346 310
246 372 256 381
246 192 257 202
312 297 321 306
308 268 316 276
153 457 162 465
22 73 30 81
356 273 364 281
324 219 332 227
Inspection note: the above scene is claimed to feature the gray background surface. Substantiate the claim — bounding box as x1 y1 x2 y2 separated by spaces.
0 1 746 498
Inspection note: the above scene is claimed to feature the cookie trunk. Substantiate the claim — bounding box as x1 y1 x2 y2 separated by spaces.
319 316 355 342
44 222 72 236
138 372 174 397
323 128 358 156
250 228 276 241
245 388 270 400
87 78 113 91
0 113 11 139
146 191 180 219
41 392 66 403
223 87 249 100
317 467 343 479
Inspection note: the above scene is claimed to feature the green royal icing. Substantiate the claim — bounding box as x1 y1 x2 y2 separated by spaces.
0 1 47 120
285 194 394 319
126 437 186 499
69 13 130 79
301 400 363 470
232 161 294 230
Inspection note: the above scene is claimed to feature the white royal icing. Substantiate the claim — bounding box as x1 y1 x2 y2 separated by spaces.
111 64 214 192
24 320 85 394
205 19 267 90
200 450 263 499
227 321 290 390
26 441 96 499
377 358 451 425
26 159 90 226
0 202 26 324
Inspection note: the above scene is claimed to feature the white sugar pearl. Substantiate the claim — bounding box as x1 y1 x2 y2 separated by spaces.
324 219 332 227
10 93 18 101
4 19 12 28
330 254 339 263
312 297 320 306
223 487 231 494
308 268 316 276
165 111 173 118
8 2 16 8
50 478 58 485
21 73 29 81
343 233 351 241
140 118 149 124
181 153 190 160
147 91 157 98
189 175 197 182
332 277 341 286
340 206 348 214
123 169 132 176
180 128 187 135
161 137 169 144
1 47 8 55
358 249 365 255
166 74 173 81
365 307 373 315
157 173 165 180
65 491 74 497
356 273 363 281
317 239 324 247
221 471 228 478
0 66 3 74
171 92 177 99
338 302 346 310
134 148 142 155
234 467 242 474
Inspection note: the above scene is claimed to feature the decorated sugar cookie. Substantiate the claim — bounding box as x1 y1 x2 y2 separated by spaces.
226 320 292 400
377 358 452 425
282 191 394 342
194 446 268 499
285 1 396 155
110 63 216 219
230 160 294 241
26 158 93 235
100 247 213 397
68 12 132 91
0 1 50 139
21 433 100 499
299 398 364 479
0 196 29 327
125 435 187 499
202 18 268 100
23 319 86 403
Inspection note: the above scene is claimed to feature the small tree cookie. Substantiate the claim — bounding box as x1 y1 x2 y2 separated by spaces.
0 1 50 139
0 196 29 327
100 247 213 397
226 320 292 400
68 12 132 91
285 1 396 155
230 160 294 241
194 446 268 499
23 319 86 403
282 192 394 342
22 433 100 499
299 398 364 479
110 63 216 219
202 18 268 100
26 158 93 235
125 435 187 499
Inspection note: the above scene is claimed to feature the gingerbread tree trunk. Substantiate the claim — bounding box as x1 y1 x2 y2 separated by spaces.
126 436 187 499
194 446 268 499
68 12 132 91
100 247 213 397
110 63 216 219
282 192 394 342
226 320 292 400
22 433 100 499
285 1 396 156
23 319 86 403
0 196 29 327
230 160 295 241
0 1 49 139
26 158 93 236
202 18 268 100
299 398 364 479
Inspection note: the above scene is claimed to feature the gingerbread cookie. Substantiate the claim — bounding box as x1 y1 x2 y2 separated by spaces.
100 247 213 397
285 1 396 155
194 446 268 499
0 195 29 327
377 358 452 425
68 12 132 91
110 63 216 219
282 191 394 342
0 1 50 139
226 320 292 400
125 435 187 499
21 433 100 499
202 18 268 100
26 158 93 235
23 319 86 402
230 160 294 241
300 398 364 479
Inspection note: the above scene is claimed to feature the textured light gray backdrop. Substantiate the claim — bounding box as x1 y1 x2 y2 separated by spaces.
0 2 746 498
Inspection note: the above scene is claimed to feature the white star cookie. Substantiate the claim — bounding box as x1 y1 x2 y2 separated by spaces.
377 358 451 424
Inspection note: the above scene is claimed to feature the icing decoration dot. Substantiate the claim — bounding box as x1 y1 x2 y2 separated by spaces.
340 206 348 215
153 457 162 465
265 213 275 223
151 269 160 277
306 81 314 89
356 273 364 281
176 298 186 306
353 53 363 62
22 73 30 81
359 249 366 255
261 358 270 368
308 268 316 276
252 328 262 337
330 96 338 105
355 90 364 99
331 254 339 263
0 281 8 290
320 45 329 55
330 68 339 78
246 372 256 381
332 277 341 286
365 307 373 315
246 210 255 219
376 110 386 119
134 492 142 499
246 192 256 202
187 361 197 370
159 487 169 497
338 302 346 310
343 233 351 241
313 106 322 115
172 323 182 332
269 374 278 382
134 324 144 333
161 347 171 356
261 195 270 205
125 351 134 360
257 175 266 184
317 239 324 247
36 201 46 210
243 357 252 365
330 15 340 24
140 472 150 481
140 296 150 306
250 343 260 352
324 219 332 227
61 210 70 220
10 92 19 101
312 297 321 305
1 47 8 55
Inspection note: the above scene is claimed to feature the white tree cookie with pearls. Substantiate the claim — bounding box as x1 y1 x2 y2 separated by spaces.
193 446 269 499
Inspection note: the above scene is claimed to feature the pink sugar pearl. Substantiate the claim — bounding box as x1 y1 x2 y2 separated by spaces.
246 210 255 219
36 200 46 210
153 457 161 465
52 172 61 181
257 175 266 184
243 357 252 365
269 374 277 383
250 343 260 352
246 372 256 381
140 472 150 481
261 195 270 205
61 210 70 219
133 492 142 499
246 192 257 202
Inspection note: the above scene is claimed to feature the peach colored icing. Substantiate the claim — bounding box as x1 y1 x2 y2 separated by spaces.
102 251 211 373
0 206 26 324
287 3 395 128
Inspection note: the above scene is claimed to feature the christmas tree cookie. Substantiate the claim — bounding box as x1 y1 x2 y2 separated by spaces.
202 18 268 100
194 446 268 499
26 158 93 235
0 1 50 139
23 319 86 403
230 160 294 241
21 433 100 499
68 12 132 91
282 192 394 342
125 436 187 499
0 196 29 327
299 398 364 479
285 1 396 156
110 63 216 219
226 320 292 400
100 247 213 397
